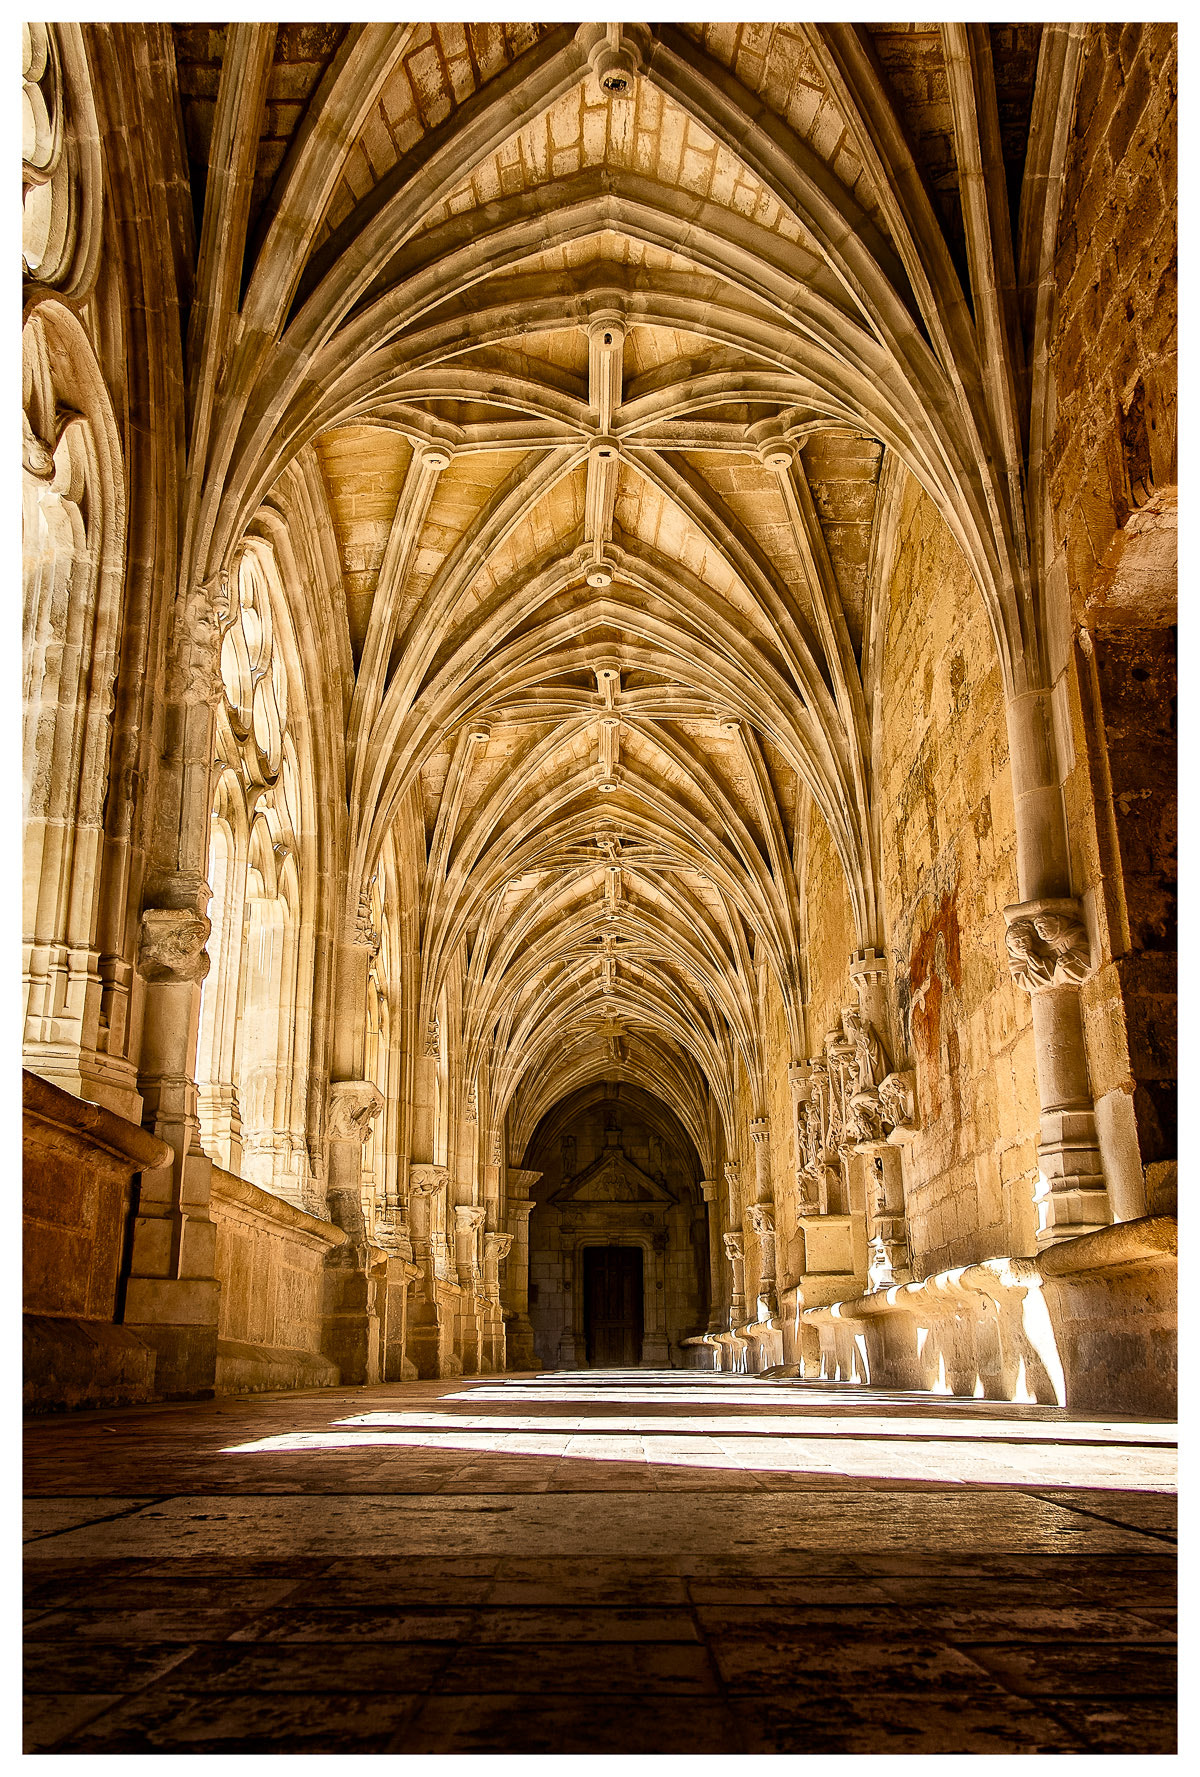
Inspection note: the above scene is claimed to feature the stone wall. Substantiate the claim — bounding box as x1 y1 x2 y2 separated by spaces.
23 1071 170 1410
875 477 1038 1275
209 1168 345 1391
1043 23 1177 1217
1046 24 1176 619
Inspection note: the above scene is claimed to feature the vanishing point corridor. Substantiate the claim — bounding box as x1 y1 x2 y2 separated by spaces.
25 1370 1177 1755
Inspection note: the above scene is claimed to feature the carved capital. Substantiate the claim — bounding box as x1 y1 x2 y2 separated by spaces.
371 1207 412 1257
746 1204 774 1235
749 1117 770 1145
1004 898 1092 992
137 907 211 984
165 579 228 706
455 1205 486 1231
699 1179 717 1202
879 1071 918 1143
353 888 379 953
723 1161 739 1189
327 1080 383 1145
722 1231 745 1263
485 1232 513 1263
408 1163 447 1198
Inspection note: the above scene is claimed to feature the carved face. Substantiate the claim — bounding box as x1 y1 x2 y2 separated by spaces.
1033 911 1074 947
1005 917 1040 964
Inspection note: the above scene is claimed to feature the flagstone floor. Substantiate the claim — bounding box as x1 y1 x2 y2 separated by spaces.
24 1369 1177 1754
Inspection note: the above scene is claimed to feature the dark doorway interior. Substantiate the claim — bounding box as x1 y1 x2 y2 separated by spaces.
584 1245 644 1367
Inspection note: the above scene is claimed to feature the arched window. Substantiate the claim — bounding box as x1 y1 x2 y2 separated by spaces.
196 544 314 1209
21 302 130 1114
22 23 101 296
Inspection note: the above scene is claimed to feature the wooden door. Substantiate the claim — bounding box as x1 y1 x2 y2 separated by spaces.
583 1246 644 1367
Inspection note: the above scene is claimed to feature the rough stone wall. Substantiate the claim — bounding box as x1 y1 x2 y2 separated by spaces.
876 476 1039 1275
1046 23 1176 615
1043 22 1177 1209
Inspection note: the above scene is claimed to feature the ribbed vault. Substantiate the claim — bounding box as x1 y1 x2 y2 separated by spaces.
175 18 1065 1188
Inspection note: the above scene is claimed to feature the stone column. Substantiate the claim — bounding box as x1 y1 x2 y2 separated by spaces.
454 1205 485 1287
503 1166 540 1368
849 948 912 1287
749 1116 772 1203
699 1180 724 1332
747 1117 777 1316
1003 897 1108 1242
124 885 220 1398
483 1231 512 1304
321 1080 385 1383
1004 690 1111 1239
746 1204 777 1317
407 1163 445 1262
405 1163 451 1378
325 1081 383 1242
482 1231 513 1374
723 1231 747 1327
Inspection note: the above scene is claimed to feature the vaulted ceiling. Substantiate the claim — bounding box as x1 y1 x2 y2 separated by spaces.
174 22 1048 1156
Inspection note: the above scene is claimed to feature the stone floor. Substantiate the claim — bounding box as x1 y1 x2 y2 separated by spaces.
24 1369 1177 1754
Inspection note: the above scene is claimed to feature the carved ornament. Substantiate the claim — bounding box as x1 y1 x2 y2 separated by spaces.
408 1163 447 1198
327 1080 383 1144
137 908 211 984
794 1003 916 1177
1003 898 1092 993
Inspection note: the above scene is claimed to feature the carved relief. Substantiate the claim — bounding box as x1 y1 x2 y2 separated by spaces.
1004 899 1092 993
327 1080 383 1145
354 887 379 953
465 1079 478 1123
794 1004 916 1189
137 908 211 984
425 1013 441 1059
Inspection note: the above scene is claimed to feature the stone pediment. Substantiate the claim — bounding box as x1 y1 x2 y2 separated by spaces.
551 1148 676 1206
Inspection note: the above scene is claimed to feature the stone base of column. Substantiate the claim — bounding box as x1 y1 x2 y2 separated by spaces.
405 1275 462 1378
458 1297 485 1375
121 1306 219 1399
319 1252 383 1386
1035 1110 1112 1245
504 1311 536 1369
867 1222 912 1290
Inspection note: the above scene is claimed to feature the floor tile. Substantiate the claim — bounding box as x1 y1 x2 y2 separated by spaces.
24 1371 1176 1755
436 1642 718 1693
1042 1697 1178 1753
956 1640 1178 1696
390 1694 744 1753
56 1686 426 1753
728 1689 1087 1753
23 1693 124 1753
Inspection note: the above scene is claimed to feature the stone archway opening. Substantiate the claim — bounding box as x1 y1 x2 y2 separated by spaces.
520 1084 709 1370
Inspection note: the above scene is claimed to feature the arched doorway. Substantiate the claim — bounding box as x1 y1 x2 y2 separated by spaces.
521 1084 709 1369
